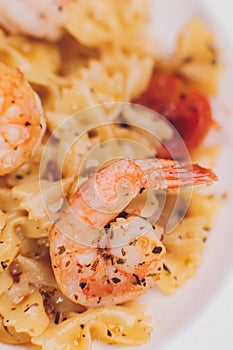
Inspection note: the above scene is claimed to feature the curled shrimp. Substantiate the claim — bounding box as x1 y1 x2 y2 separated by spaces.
0 61 46 176
0 0 67 41
49 158 217 307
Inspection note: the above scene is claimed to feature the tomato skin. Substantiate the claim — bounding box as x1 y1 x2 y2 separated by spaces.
138 73 183 118
137 72 213 155
171 91 213 150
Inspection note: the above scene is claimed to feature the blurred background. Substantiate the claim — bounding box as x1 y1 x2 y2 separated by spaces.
171 0 233 349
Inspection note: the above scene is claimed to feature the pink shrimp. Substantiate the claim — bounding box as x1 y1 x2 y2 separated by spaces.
0 61 45 175
49 158 217 307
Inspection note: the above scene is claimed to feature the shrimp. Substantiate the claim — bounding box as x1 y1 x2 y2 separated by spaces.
0 0 67 41
49 158 217 307
0 61 46 176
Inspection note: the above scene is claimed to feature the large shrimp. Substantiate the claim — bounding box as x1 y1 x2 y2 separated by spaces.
0 0 68 41
49 158 217 307
0 61 46 175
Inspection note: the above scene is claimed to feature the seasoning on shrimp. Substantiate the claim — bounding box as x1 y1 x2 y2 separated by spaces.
49 158 217 307
0 61 46 175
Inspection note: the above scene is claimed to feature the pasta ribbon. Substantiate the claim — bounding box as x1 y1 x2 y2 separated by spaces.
0 216 22 272
156 217 208 294
11 179 71 229
0 290 49 337
0 270 13 296
65 0 153 55
188 191 220 229
32 305 152 350
174 17 222 94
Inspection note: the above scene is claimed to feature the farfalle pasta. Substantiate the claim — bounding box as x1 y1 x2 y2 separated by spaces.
0 1 221 349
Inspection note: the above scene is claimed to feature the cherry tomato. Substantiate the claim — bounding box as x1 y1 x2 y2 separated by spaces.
138 72 183 118
137 72 213 155
171 91 213 150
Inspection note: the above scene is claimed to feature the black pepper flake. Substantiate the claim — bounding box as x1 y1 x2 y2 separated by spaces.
12 272 22 283
116 258 125 265
54 311 60 324
82 334 86 338
39 288 56 298
91 259 99 271
79 282 87 289
107 330 112 337
57 245 66 255
104 223 111 232
152 246 163 254
65 261 70 267
80 324 85 329
1 261 8 270
112 277 121 284
88 129 97 138
139 187 145 194
132 274 141 285
97 296 102 304
163 264 171 273
24 121 31 127
110 230 114 239
16 174 23 180
118 211 128 219
118 113 130 129
74 295 78 301
102 253 114 265
24 303 39 313
121 249 126 256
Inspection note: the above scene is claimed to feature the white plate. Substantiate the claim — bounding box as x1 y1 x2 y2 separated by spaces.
2 0 233 350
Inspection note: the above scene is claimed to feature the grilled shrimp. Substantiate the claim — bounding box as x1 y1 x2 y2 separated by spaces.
0 61 46 176
0 0 67 41
50 158 217 307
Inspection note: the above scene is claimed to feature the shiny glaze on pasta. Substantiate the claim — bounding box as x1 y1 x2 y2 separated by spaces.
0 61 46 176
49 158 217 307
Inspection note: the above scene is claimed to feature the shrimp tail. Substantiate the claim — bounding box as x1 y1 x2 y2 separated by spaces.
136 159 218 190
158 162 218 189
